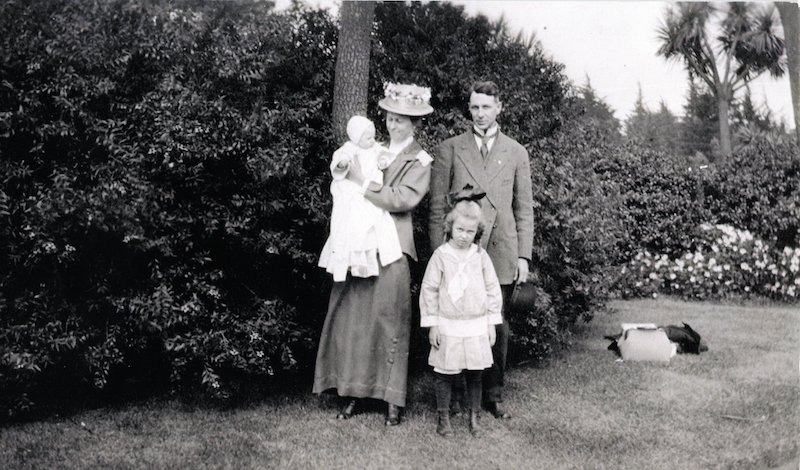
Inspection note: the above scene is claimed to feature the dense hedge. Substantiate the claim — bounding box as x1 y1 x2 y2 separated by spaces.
0 0 337 417
708 141 800 249
1 0 622 418
594 145 711 261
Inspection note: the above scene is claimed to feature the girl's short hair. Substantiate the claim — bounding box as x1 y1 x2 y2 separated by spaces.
443 200 485 242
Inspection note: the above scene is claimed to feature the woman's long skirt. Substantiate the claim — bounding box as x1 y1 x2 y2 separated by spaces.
312 256 411 407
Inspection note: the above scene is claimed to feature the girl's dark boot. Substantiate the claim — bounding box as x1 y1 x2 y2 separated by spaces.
436 411 454 437
469 410 483 437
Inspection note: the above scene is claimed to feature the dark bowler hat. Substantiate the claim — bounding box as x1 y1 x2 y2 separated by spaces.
509 280 537 314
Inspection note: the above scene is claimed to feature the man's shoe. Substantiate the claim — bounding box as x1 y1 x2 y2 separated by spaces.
385 404 401 426
436 411 454 437
336 399 357 420
486 401 512 419
469 410 483 437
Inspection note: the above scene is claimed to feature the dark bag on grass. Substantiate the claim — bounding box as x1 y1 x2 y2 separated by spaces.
660 322 708 354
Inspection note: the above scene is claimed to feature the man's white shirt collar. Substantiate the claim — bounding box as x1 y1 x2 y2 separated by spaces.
473 124 499 151
473 124 499 138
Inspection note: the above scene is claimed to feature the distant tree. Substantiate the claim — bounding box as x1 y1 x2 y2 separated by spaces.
651 101 682 154
776 2 800 143
680 76 720 160
577 76 622 144
331 1 375 143
732 88 775 132
731 88 792 151
625 85 682 155
625 86 657 145
657 2 786 161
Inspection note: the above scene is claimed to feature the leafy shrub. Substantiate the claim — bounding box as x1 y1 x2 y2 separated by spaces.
708 141 800 248
617 224 799 301
0 0 332 418
526 98 626 323
594 144 711 262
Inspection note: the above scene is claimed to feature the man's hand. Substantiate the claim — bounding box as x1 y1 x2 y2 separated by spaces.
488 325 496 346
428 326 441 349
515 258 529 284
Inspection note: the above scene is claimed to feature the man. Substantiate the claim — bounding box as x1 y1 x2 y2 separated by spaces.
429 80 534 419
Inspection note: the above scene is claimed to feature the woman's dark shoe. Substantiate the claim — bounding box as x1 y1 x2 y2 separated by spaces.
336 399 357 420
486 401 512 419
436 411 454 437
469 410 483 437
385 404 401 426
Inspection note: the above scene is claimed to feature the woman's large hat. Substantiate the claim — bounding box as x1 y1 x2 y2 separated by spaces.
378 82 434 116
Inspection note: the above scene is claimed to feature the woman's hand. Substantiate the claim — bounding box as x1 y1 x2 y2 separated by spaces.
488 325 496 346
428 326 441 349
345 154 365 186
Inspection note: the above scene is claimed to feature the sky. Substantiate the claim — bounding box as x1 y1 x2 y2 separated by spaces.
274 0 795 127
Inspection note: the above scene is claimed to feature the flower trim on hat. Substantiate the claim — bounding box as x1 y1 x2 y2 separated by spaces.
383 82 432 106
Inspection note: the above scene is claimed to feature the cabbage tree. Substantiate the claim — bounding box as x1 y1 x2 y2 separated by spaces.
657 2 786 160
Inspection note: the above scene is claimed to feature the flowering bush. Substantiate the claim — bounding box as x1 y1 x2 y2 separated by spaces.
616 224 800 301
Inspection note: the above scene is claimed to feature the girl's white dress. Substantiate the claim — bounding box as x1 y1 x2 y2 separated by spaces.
420 243 503 373
319 142 402 282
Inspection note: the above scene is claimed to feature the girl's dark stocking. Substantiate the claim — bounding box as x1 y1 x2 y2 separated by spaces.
434 372 455 412
465 370 483 412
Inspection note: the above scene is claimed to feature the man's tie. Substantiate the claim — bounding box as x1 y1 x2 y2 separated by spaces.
473 129 494 160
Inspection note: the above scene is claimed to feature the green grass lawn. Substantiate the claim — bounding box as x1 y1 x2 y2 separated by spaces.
2 298 798 469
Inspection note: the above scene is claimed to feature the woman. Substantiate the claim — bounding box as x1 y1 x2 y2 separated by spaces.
313 82 434 426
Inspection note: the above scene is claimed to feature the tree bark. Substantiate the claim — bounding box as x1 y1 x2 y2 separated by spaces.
776 2 800 145
717 96 732 160
332 1 375 144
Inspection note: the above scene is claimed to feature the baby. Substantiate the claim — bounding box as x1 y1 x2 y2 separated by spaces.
319 116 402 282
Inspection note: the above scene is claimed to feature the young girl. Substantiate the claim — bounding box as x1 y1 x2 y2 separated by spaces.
419 188 503 437
319 115 402 282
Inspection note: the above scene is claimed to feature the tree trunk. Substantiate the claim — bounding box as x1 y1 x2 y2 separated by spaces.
717 93 732 161
332 1 375 144
776 2 800 145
